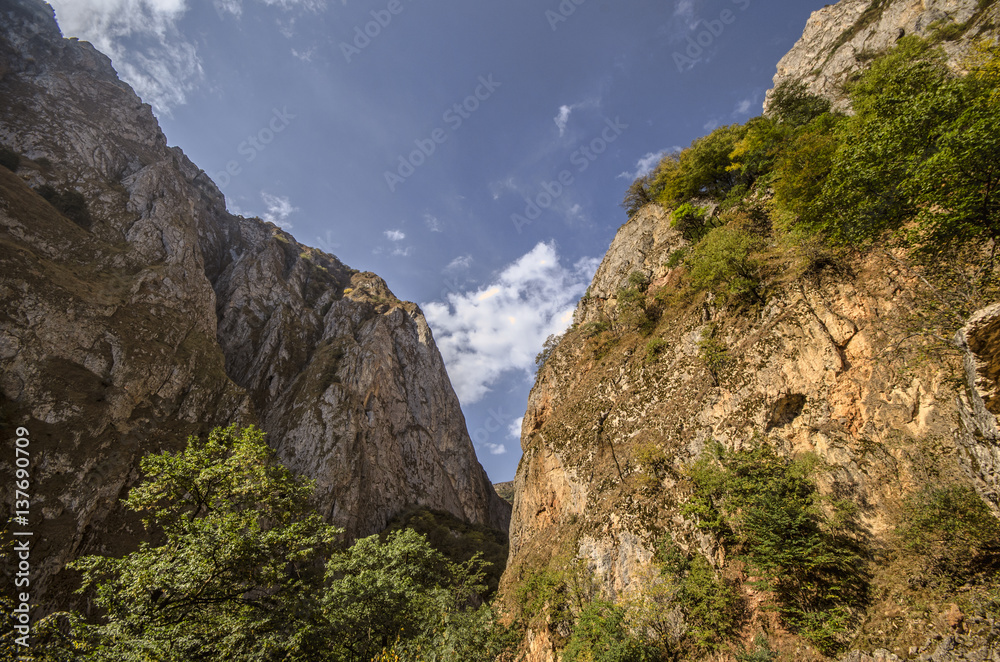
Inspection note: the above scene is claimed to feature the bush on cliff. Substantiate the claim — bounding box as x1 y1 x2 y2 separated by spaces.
684 442 867 655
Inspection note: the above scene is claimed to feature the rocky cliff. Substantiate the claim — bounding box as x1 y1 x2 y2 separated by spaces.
0 0 509 609
502 2 1000 659
764 0 1000 113
506 217 1000 662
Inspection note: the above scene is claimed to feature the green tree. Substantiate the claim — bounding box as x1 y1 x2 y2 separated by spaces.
651 125 747 205
684 443 866 654
909 52 1000 250
810 38 960 244
767 80 831 127
322 528 490 661
670 203 711 242
68 425 340 661
561 601 659 662
687 226 765 305
726 116 794 191
621 174 653 217
44 426 510 662
772 113 842 219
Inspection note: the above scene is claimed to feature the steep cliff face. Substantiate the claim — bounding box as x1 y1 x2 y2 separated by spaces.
502 1 1000 656
0 0 508 607
764 0 1000 112
505 211 1000 661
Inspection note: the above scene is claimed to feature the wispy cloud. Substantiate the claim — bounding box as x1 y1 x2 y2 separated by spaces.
423 242 599 404
260 191 297 228
50 0 324 116
423 213 443 233
733 96 754 116
554 105 574 136
552 98 601 137
445 255 473 272
50 0 201 116
617 149 674 180
508 416 523 440
384 230 405 241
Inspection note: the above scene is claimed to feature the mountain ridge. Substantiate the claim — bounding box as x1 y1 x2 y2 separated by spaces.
0 0 508 610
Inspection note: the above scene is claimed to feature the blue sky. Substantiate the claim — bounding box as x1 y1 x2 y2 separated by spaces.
49 0 827 482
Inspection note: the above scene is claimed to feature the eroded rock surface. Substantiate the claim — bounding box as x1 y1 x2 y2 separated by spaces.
0 0 508 608
764 0 1000 113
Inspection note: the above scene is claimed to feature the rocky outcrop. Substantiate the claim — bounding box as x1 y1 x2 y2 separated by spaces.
504 200 1000 658
0 0 508 609
764 0 1000 113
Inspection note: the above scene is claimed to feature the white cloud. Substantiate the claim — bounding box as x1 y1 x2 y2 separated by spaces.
384 230 405 241
260 191 297 228
50 0 201 116
50 0 323 115
392 246 413 257
551 98 601 137
423 242 599 404
445 255 473 272
554 105 573 136
734 97 754 116
673 0 697 27
508 416 523 440
617 149 673 180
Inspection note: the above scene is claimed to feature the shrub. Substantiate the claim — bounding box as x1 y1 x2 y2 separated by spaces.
615 274 658 335
767 80 831 127
561 601 659 662
684 442 867 655
670 203 711 242
581 320 611 339
654 541 739 653
736 635 776 662
696 328 729 386
35 185 92 228
0 146 19 172
627 270 651 292
665 248 688 269
621 174 653 217
687 226 765 305
645 337 667 362
896 484 1000 584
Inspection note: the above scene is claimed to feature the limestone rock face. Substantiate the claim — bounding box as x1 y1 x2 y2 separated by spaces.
504 199 1000 659
0 0 508 607
764 0 1000 113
